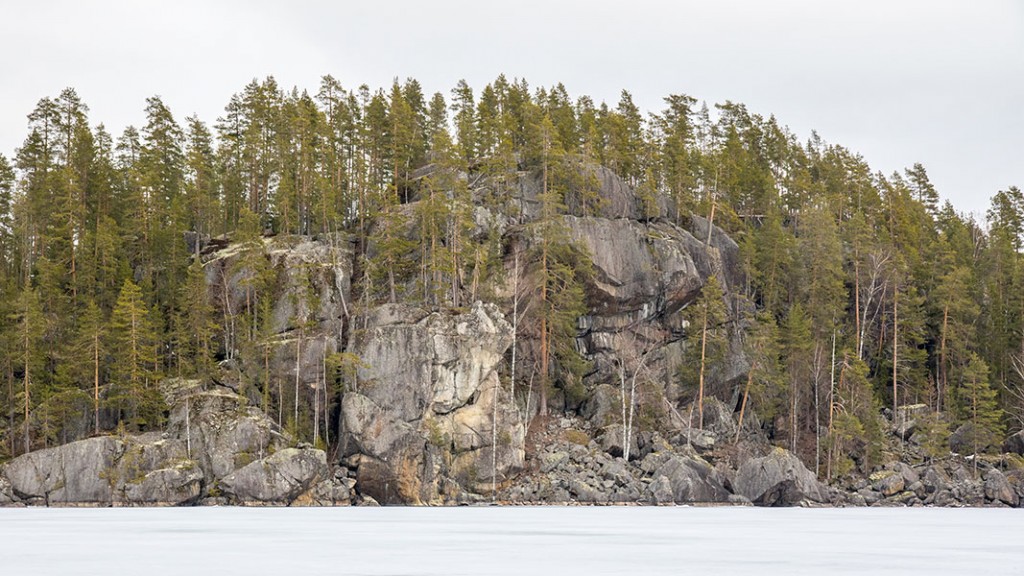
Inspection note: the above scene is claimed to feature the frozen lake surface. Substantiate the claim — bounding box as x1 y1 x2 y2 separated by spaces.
1 506 1021 575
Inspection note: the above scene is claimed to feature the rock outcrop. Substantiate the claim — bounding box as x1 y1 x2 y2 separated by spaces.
203 233 353 400
0 379 341 507
342 301 524 504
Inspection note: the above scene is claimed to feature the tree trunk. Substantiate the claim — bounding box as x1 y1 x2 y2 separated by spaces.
539 236 549 418
893 282 899 429
939 304 949 413
23 330 30 455
511 250 520 411
295 328 302 431
697 306 708 429
94 331 100 436
854 256 861 360
736 370 754 445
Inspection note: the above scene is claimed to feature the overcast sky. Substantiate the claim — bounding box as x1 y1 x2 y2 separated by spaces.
1 0 1021 217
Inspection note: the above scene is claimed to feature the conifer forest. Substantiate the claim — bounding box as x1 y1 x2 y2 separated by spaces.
0 75 1021 486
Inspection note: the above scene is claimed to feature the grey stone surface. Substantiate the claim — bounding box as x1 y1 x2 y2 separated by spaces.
204 233 352 392
220 448 328 505
651 454 730 504
2 437 123 505
344 301 524 504
121 465 204 506
983 469 1018 507
1004 430 1024 455
872 471 905 498
734 447 827 506
0 475 12 505
164 381 282 483
597 424 639 460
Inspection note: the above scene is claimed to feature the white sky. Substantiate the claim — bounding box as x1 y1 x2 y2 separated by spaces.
1 0 1021 217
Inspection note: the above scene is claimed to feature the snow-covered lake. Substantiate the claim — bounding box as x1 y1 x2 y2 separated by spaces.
1 506 1020 575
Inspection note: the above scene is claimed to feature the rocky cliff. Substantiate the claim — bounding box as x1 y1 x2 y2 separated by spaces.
2 163 1022 508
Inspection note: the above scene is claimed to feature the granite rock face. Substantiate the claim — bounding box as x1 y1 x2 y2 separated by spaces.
342 301 524 504
204 234 353 397
2 437 124 506
0 380 336 507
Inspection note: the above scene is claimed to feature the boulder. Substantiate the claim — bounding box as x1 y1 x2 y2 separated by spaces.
3 436 124 505
567 478 605 503
950 423 996 455
645 474 675 504
1004 430 1024 455
1009 470 1024 499
983 469 1018 507
109 432 204 505
540 451 570 474
893 404 929 439
696 397 738 440
0 380 309 506
309 478 354 506
728 494 754 506
598 424 640 460
675 429 718 451
890 462 920 486
921 466 951 495
120 465 204 506
734 447 827 506
650 454 730 504
870 470 905 498
0 475 14 505
928 490 956 507
599 459 634 488
220 448 328 505
580 384 620 428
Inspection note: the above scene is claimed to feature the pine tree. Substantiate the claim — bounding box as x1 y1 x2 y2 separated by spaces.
957 353 1004 464
68 300 106 436
737 309 784 442
176 259 217 379
0 155 14 280
782 303 813 454
682 275 728 429
183 116 221 239
108 279 163 430
904 162 939 216
417 132 455 306
12 288 45 454
524 114 593 416
450 80 476 163
656 93 699 220
932 265 978 412
825 356 883 478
